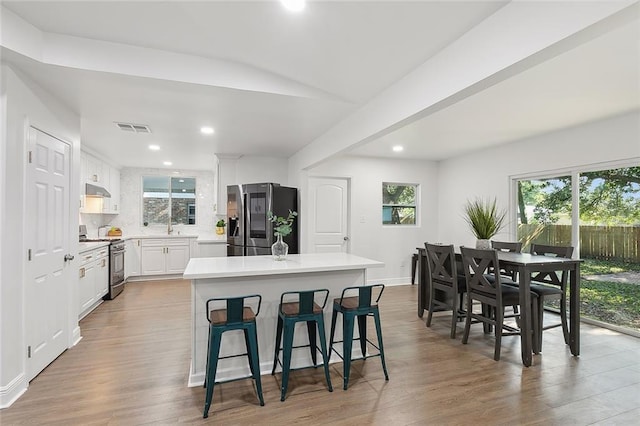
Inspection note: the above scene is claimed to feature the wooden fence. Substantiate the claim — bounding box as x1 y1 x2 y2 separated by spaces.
518 224 640 263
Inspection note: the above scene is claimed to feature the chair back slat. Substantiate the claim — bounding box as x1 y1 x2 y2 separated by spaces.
338 284 385 308
279 289 330 315
425 243 457 287
460 246 501 300
491 241 522 253
530 244 574 286
205 294 262 324
226 298 244 323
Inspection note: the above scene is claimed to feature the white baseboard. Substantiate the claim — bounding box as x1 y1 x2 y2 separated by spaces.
367 277 413 287
0 374 27 409
72 326 82 346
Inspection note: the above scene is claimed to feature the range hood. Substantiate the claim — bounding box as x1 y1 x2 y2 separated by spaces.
85 183 111 198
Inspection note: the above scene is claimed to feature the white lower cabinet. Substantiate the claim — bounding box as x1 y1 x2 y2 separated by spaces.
78 246 109 319
125 238 141 279
140 238 190 275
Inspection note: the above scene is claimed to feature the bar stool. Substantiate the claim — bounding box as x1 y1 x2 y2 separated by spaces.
329 284 389 390
271 289 333 401
203 294 264 418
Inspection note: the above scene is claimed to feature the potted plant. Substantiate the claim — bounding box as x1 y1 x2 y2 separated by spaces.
267 210 297 260
463 198 506 249
215 219 226 235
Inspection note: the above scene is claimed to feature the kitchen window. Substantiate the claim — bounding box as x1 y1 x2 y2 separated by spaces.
382 183 417 225
142 176 197 225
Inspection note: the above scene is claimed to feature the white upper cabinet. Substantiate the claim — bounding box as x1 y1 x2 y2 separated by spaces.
80 151 121 214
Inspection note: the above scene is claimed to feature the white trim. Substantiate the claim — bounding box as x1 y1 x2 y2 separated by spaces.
509 157 640 181
72 326 82 347
0 374 27 409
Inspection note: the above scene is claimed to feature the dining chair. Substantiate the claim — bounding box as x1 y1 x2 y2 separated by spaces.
424 243 467 338
491 240 522 281
459 246 539 361
528 244 574 351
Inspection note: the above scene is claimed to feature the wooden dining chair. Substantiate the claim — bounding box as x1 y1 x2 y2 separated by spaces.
424 243 467 338
460 246 539 361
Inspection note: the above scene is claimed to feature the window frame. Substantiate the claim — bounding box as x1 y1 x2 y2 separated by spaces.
141 175 197 227
381 182 419 226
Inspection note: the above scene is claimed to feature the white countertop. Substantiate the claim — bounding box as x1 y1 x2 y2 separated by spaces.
196 234 227 244
183 253 384 279
78 241 110 252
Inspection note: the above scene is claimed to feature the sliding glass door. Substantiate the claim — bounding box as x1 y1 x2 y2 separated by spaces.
514 165 640 334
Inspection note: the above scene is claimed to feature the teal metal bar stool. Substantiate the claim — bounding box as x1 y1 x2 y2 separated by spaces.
329 284 389 390
271 289 333 401
203 294 264 418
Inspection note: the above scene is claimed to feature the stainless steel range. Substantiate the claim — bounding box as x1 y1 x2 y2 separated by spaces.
79 225 126 299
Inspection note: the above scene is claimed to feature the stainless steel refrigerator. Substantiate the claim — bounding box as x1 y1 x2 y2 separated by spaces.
227 183 298 256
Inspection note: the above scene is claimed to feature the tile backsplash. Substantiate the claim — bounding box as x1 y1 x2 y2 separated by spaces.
80 167 218 238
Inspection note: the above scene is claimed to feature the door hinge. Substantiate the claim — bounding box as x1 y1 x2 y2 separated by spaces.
28 249 32 261
28 151 32 164
28 346 31 358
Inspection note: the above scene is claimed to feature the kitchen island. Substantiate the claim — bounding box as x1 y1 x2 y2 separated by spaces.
183 252 384 386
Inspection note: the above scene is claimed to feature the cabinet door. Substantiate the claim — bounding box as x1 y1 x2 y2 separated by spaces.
79 262 96 315
141 246 166 275
109 167 121 213
95 256 109 298
166 245 190 273
102 166 111 212
125 239 141 278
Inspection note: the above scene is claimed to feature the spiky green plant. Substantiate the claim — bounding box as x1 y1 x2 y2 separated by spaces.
464 198 507 240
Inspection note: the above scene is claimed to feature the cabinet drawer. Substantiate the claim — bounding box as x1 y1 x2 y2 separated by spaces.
141 239 167 247
141 238 189 247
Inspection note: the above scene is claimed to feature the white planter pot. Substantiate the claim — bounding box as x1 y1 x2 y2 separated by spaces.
475 239 491 250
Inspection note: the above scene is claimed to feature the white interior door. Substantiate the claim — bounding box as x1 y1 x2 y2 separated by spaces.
25 127 71 381
308 177 350 253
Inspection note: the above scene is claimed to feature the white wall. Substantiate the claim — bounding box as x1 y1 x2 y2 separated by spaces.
437 111 640 248
307 156 439 284
0 65 81 407
109 167 216 236
235 156 289 186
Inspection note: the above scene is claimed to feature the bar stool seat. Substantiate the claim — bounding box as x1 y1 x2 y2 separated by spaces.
329 284 389 390
202 294 264 418
271 289 333 401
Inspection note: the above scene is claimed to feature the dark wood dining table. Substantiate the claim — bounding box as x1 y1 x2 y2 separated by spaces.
417 247 582 367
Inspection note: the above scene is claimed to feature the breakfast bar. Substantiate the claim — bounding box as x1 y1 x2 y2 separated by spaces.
183 253 384 386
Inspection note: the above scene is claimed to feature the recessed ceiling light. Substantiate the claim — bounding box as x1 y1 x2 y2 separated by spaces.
163 161 172 166
182 189 186 192
392 145 404 152
200 126 215 135
148 144 160 151
280 0 305 12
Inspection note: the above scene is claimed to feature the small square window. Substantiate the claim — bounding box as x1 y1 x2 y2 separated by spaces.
382 183 417 225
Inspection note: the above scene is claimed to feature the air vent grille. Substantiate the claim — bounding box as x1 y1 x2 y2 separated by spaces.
115 122 151 133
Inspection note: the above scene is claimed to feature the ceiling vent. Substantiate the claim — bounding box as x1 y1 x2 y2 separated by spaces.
115 122 152 133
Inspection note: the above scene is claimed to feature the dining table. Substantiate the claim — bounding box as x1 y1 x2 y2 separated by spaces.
417 247 582 367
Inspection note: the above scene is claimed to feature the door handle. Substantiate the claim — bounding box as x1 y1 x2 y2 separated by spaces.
64 254 75 262
343 236 350 241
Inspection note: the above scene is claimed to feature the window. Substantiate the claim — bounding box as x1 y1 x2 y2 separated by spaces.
143 176 196 225
382 183 417 225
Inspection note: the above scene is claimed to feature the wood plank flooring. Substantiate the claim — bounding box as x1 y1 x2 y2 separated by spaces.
2 280 639 425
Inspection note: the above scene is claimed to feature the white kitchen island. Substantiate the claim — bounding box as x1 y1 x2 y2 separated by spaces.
183 253 384 387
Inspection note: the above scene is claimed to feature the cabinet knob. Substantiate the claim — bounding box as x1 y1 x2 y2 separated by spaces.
64 254 75 262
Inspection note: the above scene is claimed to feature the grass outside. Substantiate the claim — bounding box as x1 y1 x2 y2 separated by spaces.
579 258 640 331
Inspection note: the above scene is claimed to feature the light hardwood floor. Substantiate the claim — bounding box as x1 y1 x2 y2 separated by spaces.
2 280 639 425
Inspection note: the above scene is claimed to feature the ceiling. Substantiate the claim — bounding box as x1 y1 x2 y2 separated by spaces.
1 1 638 170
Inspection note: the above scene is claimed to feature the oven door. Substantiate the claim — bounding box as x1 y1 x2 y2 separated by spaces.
111 247 125 285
